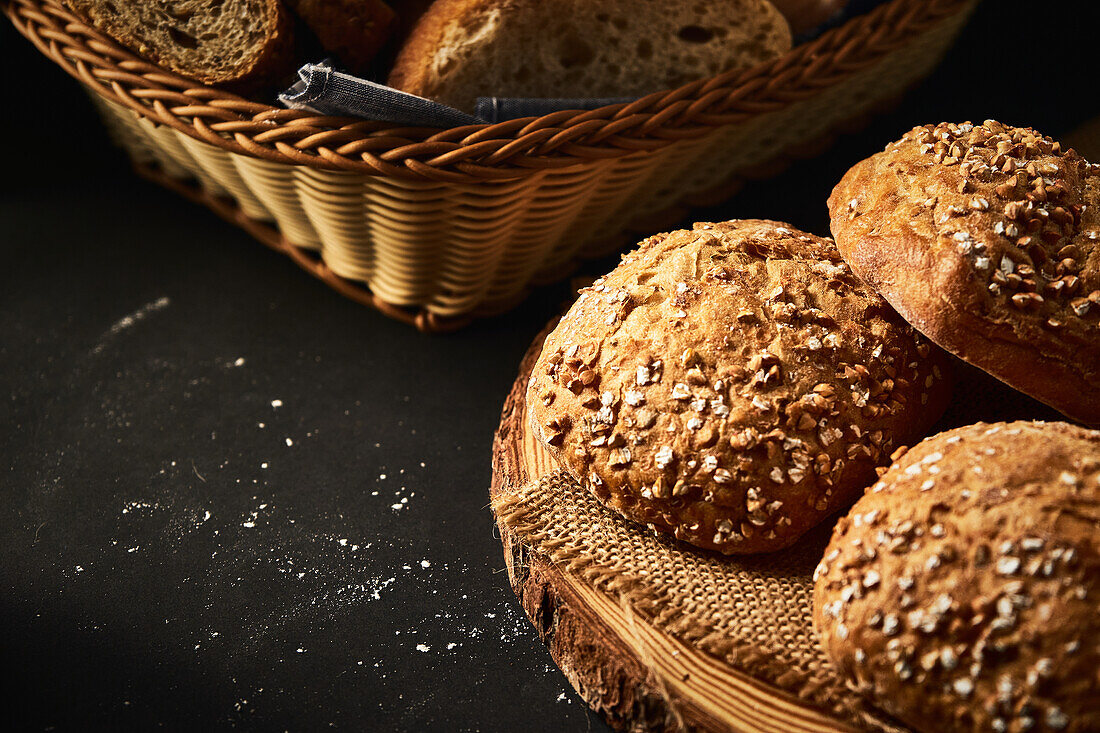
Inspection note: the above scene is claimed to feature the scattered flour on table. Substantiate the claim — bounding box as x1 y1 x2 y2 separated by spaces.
121 500 158 515
65 374 516 721
91 296 171 354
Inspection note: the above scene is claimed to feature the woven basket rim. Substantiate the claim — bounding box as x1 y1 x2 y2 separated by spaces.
6 0 970 182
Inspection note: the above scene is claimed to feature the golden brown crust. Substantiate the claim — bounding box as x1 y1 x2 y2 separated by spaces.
829 120 1100 426
244 3 295 91
385 0 502 99
813 420 1100 733
527 220 952 555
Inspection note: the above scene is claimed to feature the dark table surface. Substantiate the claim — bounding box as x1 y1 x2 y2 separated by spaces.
2 2 1097 730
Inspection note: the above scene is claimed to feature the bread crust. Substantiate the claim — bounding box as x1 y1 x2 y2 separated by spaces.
64 0 295 91
813 420 1100 733
527 220 951 554
829 121 1100 426
385 0 487 97
387 0 791 113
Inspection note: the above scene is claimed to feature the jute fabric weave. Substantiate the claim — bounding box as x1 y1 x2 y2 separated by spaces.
493 469 906 732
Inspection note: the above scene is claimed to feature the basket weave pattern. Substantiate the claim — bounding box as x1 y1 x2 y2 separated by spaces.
6 0 975 330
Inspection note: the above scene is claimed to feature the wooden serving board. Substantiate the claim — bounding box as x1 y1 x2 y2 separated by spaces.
488 307 1066 733
489 325 870 733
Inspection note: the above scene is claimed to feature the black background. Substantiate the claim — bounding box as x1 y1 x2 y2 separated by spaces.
1 2 1096 731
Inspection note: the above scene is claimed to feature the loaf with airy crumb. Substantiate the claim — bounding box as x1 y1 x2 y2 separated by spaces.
527 220 952 554
814 421 1100 733
64 0 295 91
829 121 1100 426
387 0 792 113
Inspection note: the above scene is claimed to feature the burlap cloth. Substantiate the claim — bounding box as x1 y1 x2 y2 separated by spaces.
492 356 1064 732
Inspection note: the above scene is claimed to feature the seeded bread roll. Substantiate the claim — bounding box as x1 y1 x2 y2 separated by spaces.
829 121 1100 426
64 0 294 91
527 220 952 554
813 421 1100 733
387 0 791 114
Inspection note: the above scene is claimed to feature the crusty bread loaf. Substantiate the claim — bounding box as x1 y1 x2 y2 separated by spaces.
814 421 1100 733
768 0 847 36
64 0 294 91
285 0 396 76
829 121 1100 426
387 0 792 113
527 220 952 554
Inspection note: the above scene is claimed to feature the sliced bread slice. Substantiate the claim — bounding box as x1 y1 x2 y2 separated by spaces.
387 0 792 114
64 0 295 91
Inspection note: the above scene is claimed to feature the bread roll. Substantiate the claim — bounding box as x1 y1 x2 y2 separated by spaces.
528 220 951 554
829 121 1100 426
814 420 1100 733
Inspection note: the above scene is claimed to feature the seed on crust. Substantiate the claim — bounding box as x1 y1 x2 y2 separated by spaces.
828 120 1100 425
813 421 1100 733
527 219 952 554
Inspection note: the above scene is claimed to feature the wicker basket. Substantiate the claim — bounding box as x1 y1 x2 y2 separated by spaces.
7 0 976 331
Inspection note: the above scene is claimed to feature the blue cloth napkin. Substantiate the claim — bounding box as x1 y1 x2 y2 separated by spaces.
278 63 481 126
279 62 636 125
